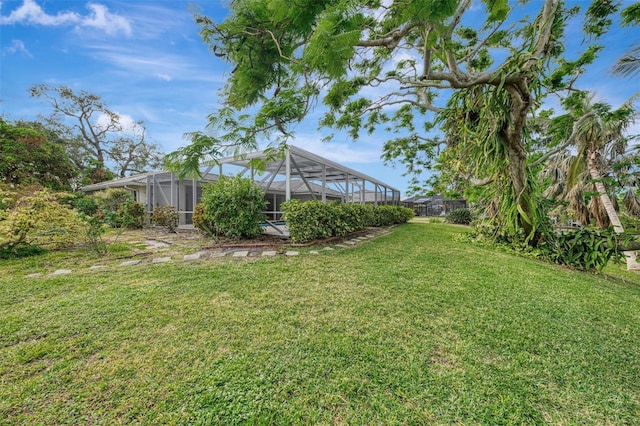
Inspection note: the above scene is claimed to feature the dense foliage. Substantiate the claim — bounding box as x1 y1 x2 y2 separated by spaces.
0 119 77 190
200 176 268 239
171 0 637 247
93 188 145 229
542 227 623 272
0 189 88 251
282 200 413 243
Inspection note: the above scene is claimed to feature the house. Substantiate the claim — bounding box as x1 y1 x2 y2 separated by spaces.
80 145 400 225
401 194 467 216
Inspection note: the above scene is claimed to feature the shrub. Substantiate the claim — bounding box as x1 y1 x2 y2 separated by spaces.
0 243 47 260
119 201 146 229
91 189 145 229
192 203 215 236
93 188 132 213
200 176 267 239
59 192 99 216
0 190 88 251
151 206 179 232
446 208 473 225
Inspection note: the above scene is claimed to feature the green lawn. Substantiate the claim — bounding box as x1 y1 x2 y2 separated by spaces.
1 224 639 425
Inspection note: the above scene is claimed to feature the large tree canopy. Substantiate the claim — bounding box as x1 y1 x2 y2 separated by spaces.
170 0 631 243
0 119 77 190
30 84 164 183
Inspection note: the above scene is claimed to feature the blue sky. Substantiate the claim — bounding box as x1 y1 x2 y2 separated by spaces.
1 0 638 197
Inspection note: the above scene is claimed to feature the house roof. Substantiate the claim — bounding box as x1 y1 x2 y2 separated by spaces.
212 145 399 194
80 171 219 192
81 145 400 201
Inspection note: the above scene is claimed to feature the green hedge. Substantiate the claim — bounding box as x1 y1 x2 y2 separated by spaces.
282 200 413 243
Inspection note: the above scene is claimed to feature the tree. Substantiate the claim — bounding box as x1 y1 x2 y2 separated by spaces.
29 84 164 182
0 118 77 190
172 0 621 245
542 94 639 270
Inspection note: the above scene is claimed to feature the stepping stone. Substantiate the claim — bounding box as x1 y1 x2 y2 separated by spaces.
309 250 319 255
25 273 42 278
323 247 334 251
232 251 249 257
89 265 106 270
285 251 299 256
346 241 357 245
145 240 169 248
119 260 141 267
210 252 227 258
50 269 72 275
262 251 277 257
152 257 171 264
335 244 347 248
183 253 201 261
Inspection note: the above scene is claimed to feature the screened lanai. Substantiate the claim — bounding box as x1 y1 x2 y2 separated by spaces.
80 145 401 226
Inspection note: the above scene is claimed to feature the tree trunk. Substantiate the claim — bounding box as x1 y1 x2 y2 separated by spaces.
587 150 639 271
504 84 536 241
506 140 534 237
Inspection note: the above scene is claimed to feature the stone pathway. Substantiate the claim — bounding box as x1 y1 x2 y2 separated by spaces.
23 229 391 278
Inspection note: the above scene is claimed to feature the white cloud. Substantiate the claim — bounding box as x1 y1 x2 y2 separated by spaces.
81 3 132 37
0 0 131 36
2 39 31 57
94 111 141 136
84 43 225 84
1 0 79 25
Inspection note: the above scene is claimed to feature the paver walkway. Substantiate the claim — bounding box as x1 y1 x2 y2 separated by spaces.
24 229 391 278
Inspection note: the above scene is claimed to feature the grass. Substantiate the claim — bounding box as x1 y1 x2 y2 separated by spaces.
1 223 639 424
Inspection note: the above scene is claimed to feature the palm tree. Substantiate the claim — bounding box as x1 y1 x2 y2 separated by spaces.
612 4 640 81
612 44 640 79
543 94 639 270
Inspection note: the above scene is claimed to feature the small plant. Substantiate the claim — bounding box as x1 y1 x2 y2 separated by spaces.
192 203 215 237
82 213 108 255
151 206 179 232
446 208 473 225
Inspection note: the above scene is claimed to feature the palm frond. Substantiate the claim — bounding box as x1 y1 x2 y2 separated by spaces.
623 188 640 216
611 45 640 78
589 195 610 229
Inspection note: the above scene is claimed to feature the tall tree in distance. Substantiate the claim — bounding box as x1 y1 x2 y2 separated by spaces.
29 84 163 183
172 0 623 244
